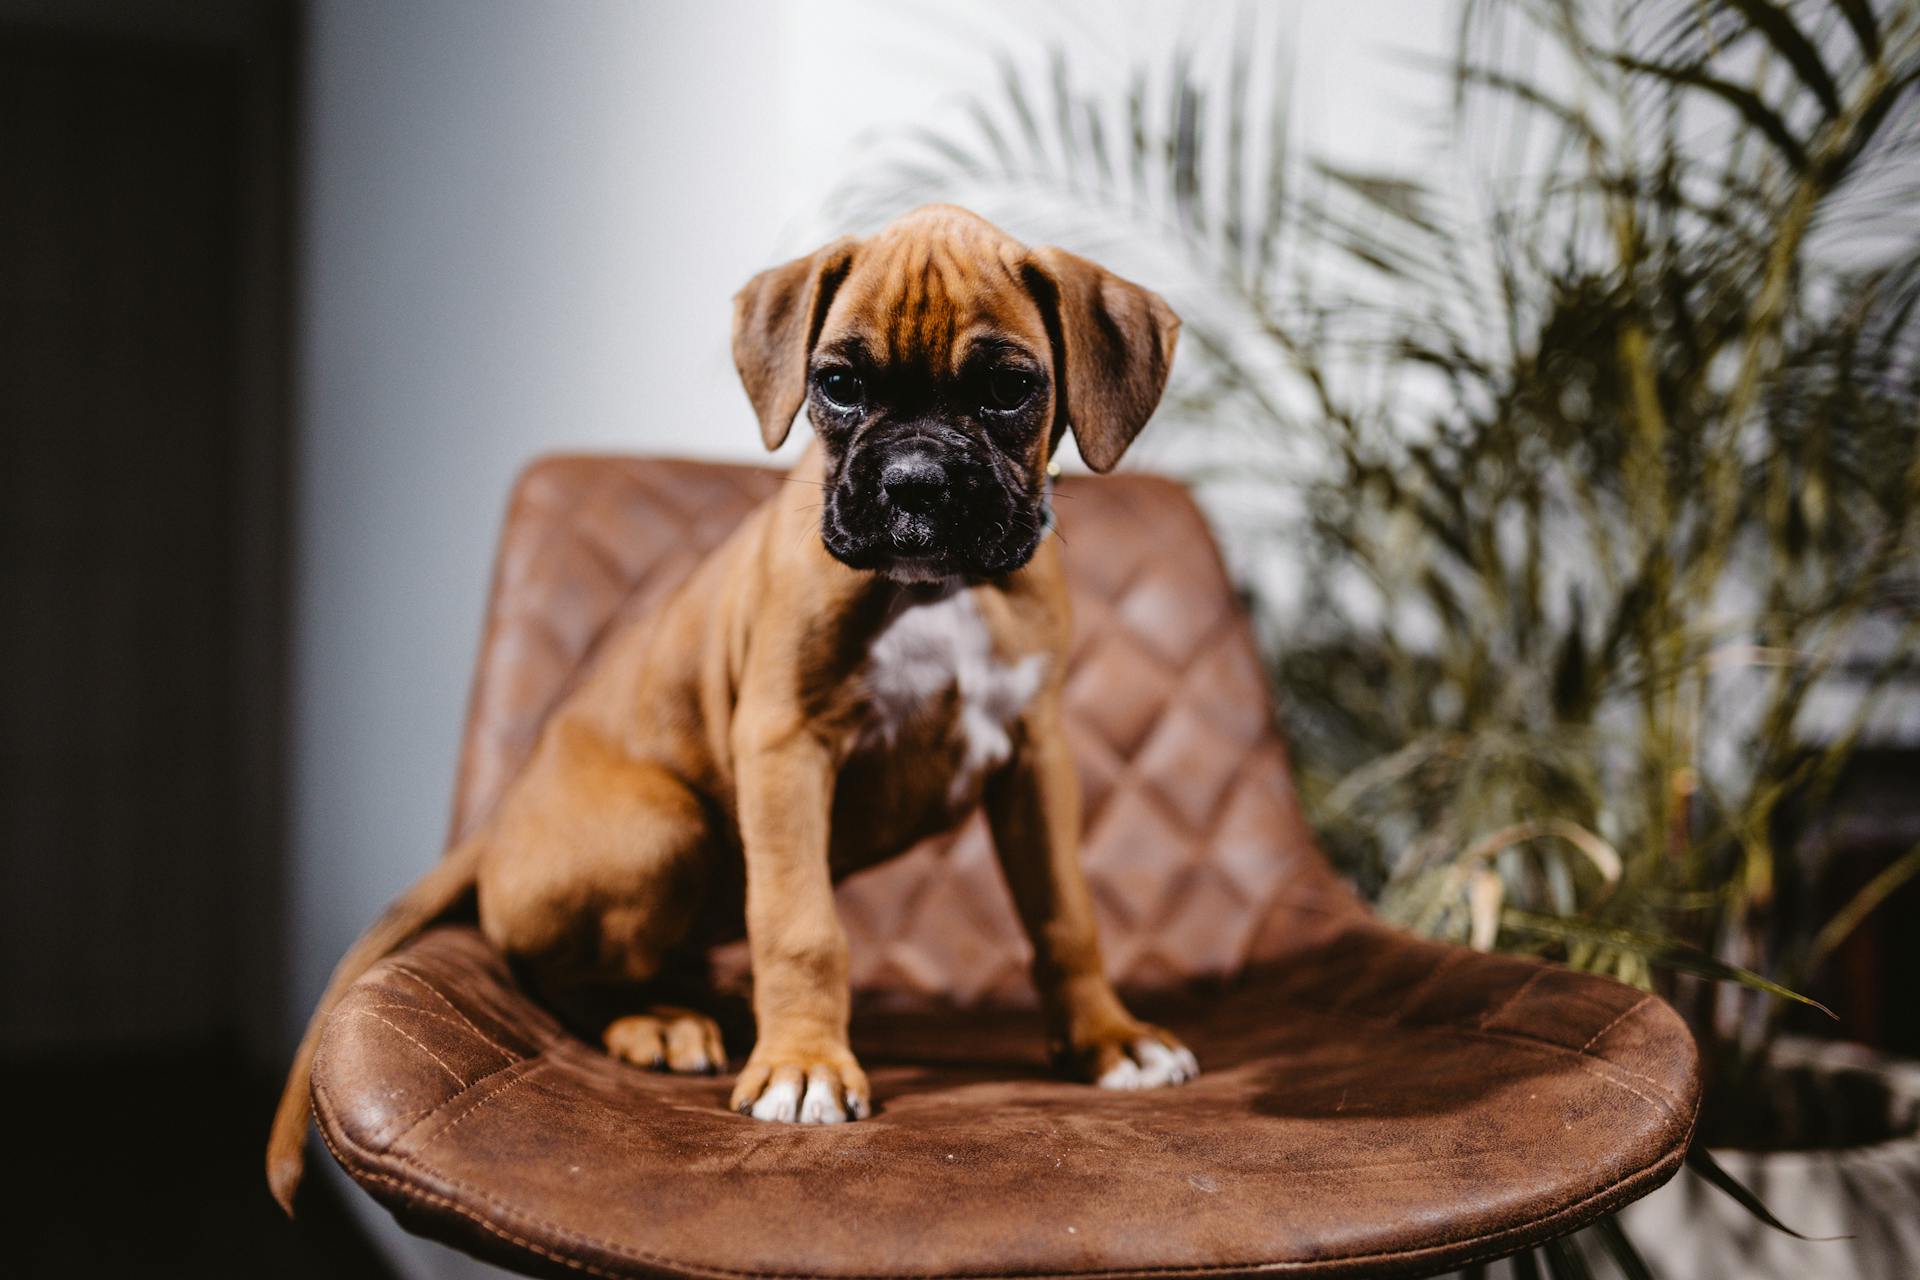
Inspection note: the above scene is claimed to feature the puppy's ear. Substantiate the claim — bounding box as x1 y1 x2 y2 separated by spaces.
1024 246 1180 473
732 237 859 451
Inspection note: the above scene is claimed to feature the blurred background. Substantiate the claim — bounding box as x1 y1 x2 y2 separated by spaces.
2 0 1914 1276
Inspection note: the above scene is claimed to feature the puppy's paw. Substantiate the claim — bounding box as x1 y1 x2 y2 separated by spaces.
730 1043 871 1124
603 1007 726 1075
1074 1025 1200 1090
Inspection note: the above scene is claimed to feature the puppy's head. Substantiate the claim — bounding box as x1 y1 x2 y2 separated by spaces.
732 205 1179 581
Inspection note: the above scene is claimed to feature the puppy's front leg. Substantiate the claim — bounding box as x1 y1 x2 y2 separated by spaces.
728 726 871 1123
985 694 1200 1090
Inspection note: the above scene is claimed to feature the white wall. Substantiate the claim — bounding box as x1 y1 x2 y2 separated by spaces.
289 3 1447 1274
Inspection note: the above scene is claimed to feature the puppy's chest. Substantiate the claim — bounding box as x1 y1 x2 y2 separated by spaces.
852 590 1048 807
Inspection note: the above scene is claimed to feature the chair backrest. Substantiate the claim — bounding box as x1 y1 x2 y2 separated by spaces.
449 456 1351 1009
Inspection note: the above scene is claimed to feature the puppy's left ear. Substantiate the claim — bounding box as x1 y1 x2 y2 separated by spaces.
1024 246 1180 473
732 237 859 451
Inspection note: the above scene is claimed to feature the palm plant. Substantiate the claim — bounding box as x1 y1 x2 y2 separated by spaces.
1267 0 1920 1047
834 0 1920 1270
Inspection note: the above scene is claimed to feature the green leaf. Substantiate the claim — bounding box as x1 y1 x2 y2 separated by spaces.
1049 48 1080 193
1081 100 1112 188
1170 47 1201 234
1126 69 1147 208
1540 1235 1594 1280
1587 1215 1653 1280
1832 64 1920 183
1223 13 1251 278
1499 910 1835 1016
905 127 984 180
1254 38 1292 289
1453 60 1606 151
1313 162 1441 233
1832 0 1881 60
1723 0 1840 118
963 99 1016 176
998 53 1047 169
1808 838 1920 971
1608 52 1810 172
1687 1146 1843 1241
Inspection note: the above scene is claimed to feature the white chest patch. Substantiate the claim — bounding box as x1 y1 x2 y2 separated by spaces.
859 590 1048 806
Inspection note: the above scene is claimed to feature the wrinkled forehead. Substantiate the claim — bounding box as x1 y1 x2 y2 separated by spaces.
816 226 1049 376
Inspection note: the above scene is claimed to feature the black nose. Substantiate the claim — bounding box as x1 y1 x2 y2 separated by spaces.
880 453 950 514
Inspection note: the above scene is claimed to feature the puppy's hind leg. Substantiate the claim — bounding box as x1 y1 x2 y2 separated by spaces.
603 1006 728 1074
477 721 728 1073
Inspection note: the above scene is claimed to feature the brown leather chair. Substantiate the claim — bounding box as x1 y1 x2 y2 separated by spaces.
308 457 1700 1279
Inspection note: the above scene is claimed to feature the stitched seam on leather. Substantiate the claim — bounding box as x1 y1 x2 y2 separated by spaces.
1578 994 1653 1055
318 1052 540 1154
315 1117 624 1280
1481 1022 1686 1111
391 938 576 1060
403 1058 546 1158
386 960 522 1059
1285 998 1686 1114
1237 1147 1519 1177
355 1003 519 1067
1473 967 1547 1030
319 1093 1692 1280
1564 1056 1669 1113
367 1098 462 1150
351 1008 470 1090
1309 993 1690 1110
1377 947 1469 1025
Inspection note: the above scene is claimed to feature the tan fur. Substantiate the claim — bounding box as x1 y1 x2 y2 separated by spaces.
268 205 1186 1212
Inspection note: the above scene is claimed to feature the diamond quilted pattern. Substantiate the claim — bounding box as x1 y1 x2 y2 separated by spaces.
446 457 1355 1010
1061 632 1175 762
1082 785 1192 936
1131 700 1250 833
1113 560 1228 667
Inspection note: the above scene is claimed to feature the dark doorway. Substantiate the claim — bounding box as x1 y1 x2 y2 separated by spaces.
0 2 391 1271
1 19 257 1056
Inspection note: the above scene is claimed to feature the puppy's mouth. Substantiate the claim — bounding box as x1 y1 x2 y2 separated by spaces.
820 436 1047 582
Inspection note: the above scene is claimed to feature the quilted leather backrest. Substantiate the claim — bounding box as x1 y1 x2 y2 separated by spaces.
448 456 1348 1008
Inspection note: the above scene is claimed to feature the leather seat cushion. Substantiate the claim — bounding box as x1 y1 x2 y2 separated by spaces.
312 920 1698 1279
311 457 1698 1277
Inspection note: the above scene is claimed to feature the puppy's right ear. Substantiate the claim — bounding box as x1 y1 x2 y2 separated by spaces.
1023 245 1179 473
731 237 858 451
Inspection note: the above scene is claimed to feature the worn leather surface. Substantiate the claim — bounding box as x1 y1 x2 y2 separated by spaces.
313 456 1700 1278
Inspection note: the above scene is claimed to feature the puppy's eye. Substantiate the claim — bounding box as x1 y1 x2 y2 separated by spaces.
817 370 865 409
984 368 1034 412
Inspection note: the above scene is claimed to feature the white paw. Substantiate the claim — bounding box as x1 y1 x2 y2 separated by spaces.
798 1075 848 1124
749 1077 801 1121
736 1060 872 1123
1097 1038 1200 1090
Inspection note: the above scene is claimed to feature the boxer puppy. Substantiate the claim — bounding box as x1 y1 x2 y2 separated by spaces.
268 204 1191 1213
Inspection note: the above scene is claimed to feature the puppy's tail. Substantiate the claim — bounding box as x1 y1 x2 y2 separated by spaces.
266 836 486 1216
